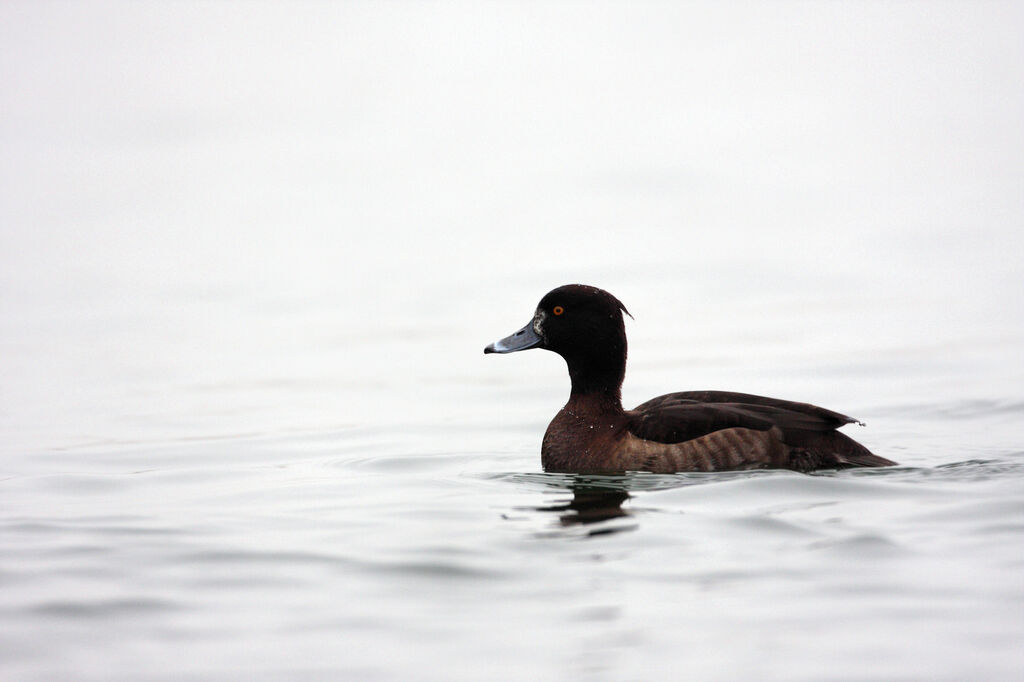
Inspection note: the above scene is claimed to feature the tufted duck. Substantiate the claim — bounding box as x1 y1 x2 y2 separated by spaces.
484 284 895 473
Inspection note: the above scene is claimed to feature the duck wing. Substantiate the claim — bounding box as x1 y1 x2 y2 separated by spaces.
627 390 895 469
629 390 854 444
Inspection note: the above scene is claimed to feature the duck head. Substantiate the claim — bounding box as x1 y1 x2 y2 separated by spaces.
484 284 632 400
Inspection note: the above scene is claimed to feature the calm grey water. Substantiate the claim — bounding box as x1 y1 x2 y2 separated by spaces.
3 3 1023 680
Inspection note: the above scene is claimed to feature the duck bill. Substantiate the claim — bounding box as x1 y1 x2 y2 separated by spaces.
484 321 542 354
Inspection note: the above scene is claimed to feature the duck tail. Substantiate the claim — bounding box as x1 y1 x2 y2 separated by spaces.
829 431 897 468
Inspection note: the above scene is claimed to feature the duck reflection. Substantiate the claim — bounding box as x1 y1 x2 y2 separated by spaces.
535 483 634 534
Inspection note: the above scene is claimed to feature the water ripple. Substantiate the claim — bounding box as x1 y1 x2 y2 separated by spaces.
480 469 771 493
28 597 181 619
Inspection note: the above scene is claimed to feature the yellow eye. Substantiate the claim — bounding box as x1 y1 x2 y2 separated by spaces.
553 306 564 316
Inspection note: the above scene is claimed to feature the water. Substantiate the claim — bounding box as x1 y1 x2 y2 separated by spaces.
2 2 1023 680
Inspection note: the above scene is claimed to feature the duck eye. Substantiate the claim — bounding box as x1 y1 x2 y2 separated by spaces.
553 306 564 316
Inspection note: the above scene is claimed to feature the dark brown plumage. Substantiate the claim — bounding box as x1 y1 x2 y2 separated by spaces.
485 284 896 473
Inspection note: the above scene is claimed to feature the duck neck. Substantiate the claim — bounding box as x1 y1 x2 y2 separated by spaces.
565 350 626 414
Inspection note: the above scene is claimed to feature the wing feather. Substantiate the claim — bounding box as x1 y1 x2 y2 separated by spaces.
627 390 859 445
